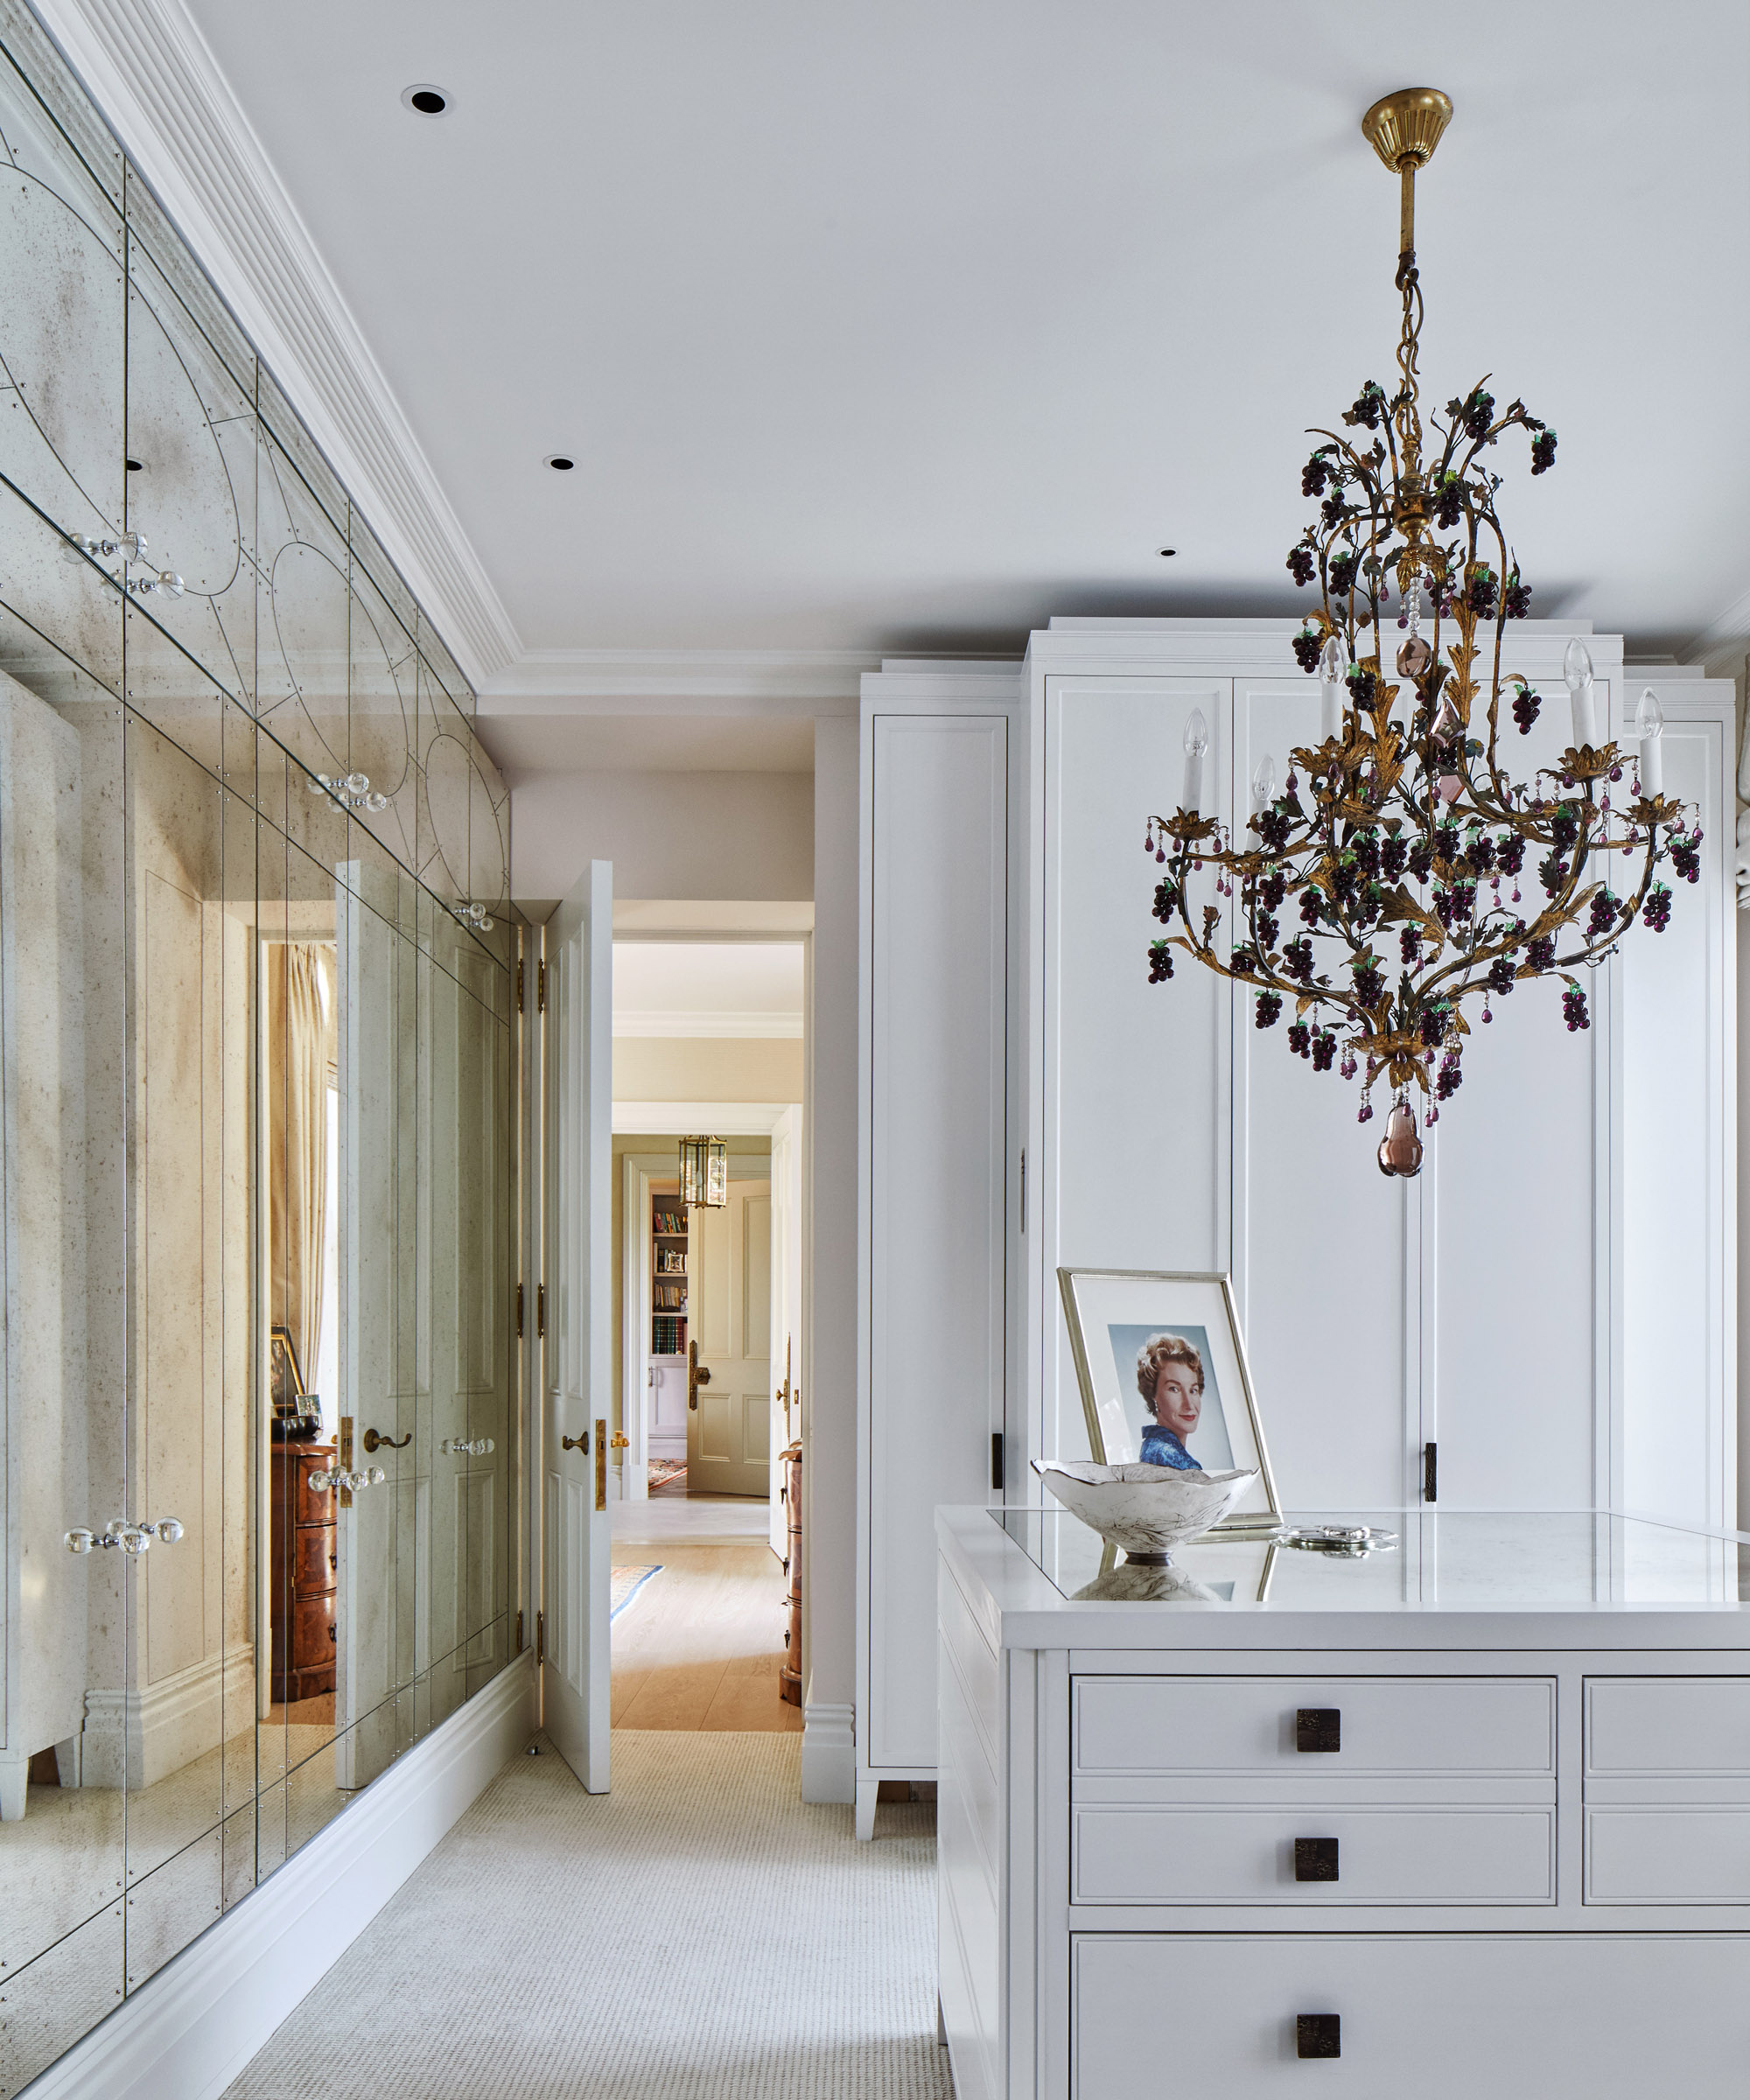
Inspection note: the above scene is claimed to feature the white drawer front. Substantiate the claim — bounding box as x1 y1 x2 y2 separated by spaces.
1587 1677 1750 1777
1073 1676 1554 1778
1587 1807 1750 1903
1073 1806 1553 1906
1074 1934 1750 2094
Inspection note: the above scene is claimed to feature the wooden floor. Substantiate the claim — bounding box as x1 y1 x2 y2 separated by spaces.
611 1520 801 1732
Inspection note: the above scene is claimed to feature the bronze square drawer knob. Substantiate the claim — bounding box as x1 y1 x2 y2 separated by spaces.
1294 1837 1340 1882
1296 1706 1341 1753
1297 2013 1340 2059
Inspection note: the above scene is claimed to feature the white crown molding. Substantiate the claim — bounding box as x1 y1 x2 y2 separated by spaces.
611 1100 796 1136
613 1009 803 1040
31 0 522 689
475 648 884 712
1683 585 1750 682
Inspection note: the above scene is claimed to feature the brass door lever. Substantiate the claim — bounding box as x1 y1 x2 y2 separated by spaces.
361 1427 411 1452
561 1431 589 1453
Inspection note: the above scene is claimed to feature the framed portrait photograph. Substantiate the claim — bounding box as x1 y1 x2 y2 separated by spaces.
1056 1268 1280 1527
269 1326 304 1421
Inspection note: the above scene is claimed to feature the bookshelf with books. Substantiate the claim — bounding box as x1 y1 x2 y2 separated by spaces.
651 1192 688 1359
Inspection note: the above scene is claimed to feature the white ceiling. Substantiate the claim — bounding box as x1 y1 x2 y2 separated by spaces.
613 940 805 1037
173 0 1750 679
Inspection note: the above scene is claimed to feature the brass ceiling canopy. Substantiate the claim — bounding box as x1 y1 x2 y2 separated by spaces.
1360 88 1453 172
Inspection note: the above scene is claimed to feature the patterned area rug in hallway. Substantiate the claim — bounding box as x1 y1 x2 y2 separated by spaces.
223 1731 950 2100
611 1564 662 1620
647 1460 686 1490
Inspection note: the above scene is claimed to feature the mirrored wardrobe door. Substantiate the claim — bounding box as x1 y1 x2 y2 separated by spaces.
0 578 129 2098
116 647 239 1991
330 870 410 1796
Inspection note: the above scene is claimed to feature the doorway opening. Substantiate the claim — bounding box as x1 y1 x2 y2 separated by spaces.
606 935 805 1732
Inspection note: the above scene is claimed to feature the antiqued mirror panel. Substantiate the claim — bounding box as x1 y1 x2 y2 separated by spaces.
0 12 517 2085
0 592 127 2047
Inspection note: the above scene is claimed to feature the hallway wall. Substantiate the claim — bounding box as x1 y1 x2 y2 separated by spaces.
511 770 814 906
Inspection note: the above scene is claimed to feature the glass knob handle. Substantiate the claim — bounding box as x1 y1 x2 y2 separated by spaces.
151 1517 184 1544
64 1529 94 1555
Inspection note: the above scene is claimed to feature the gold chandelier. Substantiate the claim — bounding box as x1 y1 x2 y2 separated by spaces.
1146 88 1701 1178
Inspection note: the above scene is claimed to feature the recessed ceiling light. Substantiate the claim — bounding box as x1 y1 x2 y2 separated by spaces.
544 454 576 472
1158 547 1177 557
402 84 450 116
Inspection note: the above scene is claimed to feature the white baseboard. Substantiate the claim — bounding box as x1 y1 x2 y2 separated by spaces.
21 1649 536 2100
800 1699 855 1803
81 1641 256 1791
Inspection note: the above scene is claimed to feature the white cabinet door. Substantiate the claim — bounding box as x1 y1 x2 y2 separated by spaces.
542 860 612 1792
1040 676 1231 1462
1234 681 1414 1509
866 710 1009 1774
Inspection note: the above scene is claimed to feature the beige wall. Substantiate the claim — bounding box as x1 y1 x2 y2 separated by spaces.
512 769 814 907
612 1035 803 1101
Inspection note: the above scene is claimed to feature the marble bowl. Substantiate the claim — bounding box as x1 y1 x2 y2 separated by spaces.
1031 1458 1258 1563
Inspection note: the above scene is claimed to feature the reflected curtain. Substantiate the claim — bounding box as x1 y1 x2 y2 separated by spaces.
268 943 334 1393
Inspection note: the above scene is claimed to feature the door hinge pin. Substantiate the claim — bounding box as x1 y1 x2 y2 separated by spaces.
516 1282 524 1339
537 1282 546 1338
537 960 546 1012
515 957 524 1012
536 1609 544 1663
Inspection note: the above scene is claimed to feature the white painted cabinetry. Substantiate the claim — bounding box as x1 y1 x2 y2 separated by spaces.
938 1503 1750 2100
858 666 1023 1834
1025 620 1735 1526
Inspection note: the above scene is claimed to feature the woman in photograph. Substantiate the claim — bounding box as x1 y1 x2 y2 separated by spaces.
1136 1333 1204 1469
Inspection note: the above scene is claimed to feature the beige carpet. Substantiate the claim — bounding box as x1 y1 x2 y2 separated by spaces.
224 1731 949 2099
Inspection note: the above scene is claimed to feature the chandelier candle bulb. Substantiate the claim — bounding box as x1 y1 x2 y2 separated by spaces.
1636 690 1665 799
1564 640 1598 750
1250 754 1277 819
1318 634 1347 740
1181 709 1209 816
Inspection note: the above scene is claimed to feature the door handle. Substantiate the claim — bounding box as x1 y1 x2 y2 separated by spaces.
688 1339 710 1410
561 1431 589 1453
610 1432 629 1449
440 1437 495 1458
362 1427 411 1452
65 1517 184 1554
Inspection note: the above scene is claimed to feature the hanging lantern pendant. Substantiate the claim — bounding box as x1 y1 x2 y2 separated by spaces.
679 1134 729 1208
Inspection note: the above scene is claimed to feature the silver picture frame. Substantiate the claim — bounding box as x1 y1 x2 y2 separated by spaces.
1056 1266 1281 1530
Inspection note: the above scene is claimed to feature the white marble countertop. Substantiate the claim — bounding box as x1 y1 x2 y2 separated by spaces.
938 1505 1750 1653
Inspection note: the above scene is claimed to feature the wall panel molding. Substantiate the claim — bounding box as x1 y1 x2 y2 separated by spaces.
30 0 521 687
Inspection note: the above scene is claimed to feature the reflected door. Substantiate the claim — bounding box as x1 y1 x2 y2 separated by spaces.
687 1181 772 1497
542 861 612 1792
333 872 408 1789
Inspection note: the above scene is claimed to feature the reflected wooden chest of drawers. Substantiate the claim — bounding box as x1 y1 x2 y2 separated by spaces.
270 1443 337 1702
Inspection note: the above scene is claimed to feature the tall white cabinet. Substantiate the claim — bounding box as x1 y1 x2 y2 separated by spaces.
857 666 1025 1835
858 620 1735 1805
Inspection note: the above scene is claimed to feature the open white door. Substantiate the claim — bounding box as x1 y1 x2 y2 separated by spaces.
768 1104 802 1556
542 859 612 1790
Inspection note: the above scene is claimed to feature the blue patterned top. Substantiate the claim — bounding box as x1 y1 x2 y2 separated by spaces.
1138 1424 1201 1472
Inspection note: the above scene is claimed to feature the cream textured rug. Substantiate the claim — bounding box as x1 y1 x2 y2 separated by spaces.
224 1731 949 2099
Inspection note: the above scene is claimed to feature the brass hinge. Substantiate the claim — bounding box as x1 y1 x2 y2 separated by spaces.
515 1607 524 1653
516 1282 524 1339
537 1282 546 1338
536 1610 544 1664
515 957 524 1012
537 959 547 1012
